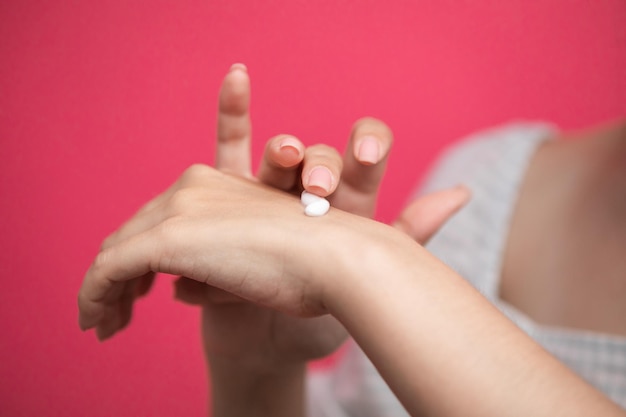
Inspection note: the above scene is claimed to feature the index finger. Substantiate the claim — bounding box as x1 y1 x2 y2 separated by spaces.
215 63 252 176
78 232 158 334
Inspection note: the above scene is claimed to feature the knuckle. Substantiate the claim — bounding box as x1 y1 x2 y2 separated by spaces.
183 164 211 180
77 289 88 308
218 122 250 143
156 217 184 243
307 144 342 162
168 188 196 215
100 233 117 252
151 220 183 272
92 249 110 273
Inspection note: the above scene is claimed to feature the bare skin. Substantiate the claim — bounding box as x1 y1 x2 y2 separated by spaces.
500 119 626 336
180 65 471 417
85 64 471 417
77 66 625 416
77 163 624 417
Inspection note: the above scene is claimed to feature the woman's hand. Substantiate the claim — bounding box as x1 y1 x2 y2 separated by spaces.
77 65 624 417
175 65 470 370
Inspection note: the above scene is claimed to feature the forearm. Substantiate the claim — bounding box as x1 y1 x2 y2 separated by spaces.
324 225 624 417
208 356 306 417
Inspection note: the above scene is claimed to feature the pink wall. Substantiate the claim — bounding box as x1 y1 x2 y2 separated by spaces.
1 1 624 416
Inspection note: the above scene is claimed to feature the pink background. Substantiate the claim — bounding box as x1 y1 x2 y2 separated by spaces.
1 1 624 416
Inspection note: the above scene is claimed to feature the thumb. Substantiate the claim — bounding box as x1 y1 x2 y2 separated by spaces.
394 185 471 244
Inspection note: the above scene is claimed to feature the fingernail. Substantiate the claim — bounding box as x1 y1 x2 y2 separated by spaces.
230 63 248 72
357 136 380 165
279 137 301 160
307 167 333 193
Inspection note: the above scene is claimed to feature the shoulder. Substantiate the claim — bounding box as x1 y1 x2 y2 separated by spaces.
417 122 557 196
417 121 557 296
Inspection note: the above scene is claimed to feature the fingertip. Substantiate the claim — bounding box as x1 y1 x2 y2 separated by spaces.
220 63 250 107
304 166 335 196
78 320 89 332
351 117 393 158
257 135 306 191
78 311 100 332
79 319 94 332
301 145 343 196
78 293 104 332
274 136 304 167
96 326 111 342
354 135 382 165
96 316 123 342
455 183 472 198
336 117 393 208
394 185 472 244
448 184 472 210
229 63 248 73
226 64 250 85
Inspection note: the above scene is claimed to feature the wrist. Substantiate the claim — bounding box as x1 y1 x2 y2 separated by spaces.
208 355 306 417
314 214 421 314
315 223 622 417
299 210 411 313
207 350 307 377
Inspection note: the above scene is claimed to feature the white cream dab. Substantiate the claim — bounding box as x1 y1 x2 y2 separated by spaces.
301 191 330 217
